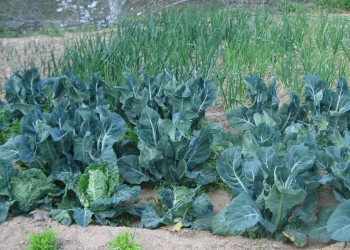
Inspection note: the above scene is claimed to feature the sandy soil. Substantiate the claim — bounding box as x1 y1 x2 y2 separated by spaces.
0 187 347 250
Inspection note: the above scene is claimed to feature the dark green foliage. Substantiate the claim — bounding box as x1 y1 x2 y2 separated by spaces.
107 69 218 185
0 68 216 229
316 0 350 11
214 74 350 245
138 186 213 230
2 68 350 245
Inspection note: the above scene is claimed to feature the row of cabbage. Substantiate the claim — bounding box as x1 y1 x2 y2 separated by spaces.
0 68 350 247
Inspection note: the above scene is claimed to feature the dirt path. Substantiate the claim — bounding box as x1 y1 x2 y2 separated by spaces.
1 216 349 250
0 186 346 250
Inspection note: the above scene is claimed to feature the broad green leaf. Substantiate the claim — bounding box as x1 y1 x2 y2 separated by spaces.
192 80 217 116
325 146 347 162
305 205 337 243
192 193 213 216
186 127 212 171
216 146 248 193
21 68 41 97
283 228 307 247
334 77 350 114
86 169 108 202
242 130 259 161
192 162 217 185
158 189 174 210
94 210 117 225
159 118 176 141
36 136 58 167
57 189 80 209
72 208 93 227
0 200 15 223
95 145 117 163
5 73 26 103
172 186 196 218
50 209 73 226
10 169 53 207
265 184 306 229
0 159 19 197
303 73 328 107
137 107 160 146
329 130 348 148
18 136 46 169
10 103 36 116
250 123 277 147
138 204 164 229
90 185 140 208
211 192 275 236
0 136 20 164
73 133 94 166
244 75 268 111
283 144 315 176
172 111 198 138
170 159 186 183
315 150 335 170
294 181 320 221
253 111 276 127
327 199 350 241
256 146 276 170
71 175 90 208
227 106 255 132
279 91 300 131
96 108 126 152
118 155 150 184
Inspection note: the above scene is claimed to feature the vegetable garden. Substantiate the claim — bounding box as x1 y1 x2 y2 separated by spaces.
1 1 350 248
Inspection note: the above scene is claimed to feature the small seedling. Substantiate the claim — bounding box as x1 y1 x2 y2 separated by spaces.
25 228 59 250
107 231 141 250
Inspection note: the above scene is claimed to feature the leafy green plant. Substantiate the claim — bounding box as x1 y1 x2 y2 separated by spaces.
0 68 217 228
138 186 214 231
50 160 140 227
211 74 350 246
107 69 219 186
3 67 350 246
107 231 141 250
25 228 59 250
0 102 20 145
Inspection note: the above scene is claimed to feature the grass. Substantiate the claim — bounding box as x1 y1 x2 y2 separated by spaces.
0 2 349 110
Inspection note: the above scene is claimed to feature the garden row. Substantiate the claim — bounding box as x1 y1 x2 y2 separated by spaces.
2 7 349 109
1 68 350 247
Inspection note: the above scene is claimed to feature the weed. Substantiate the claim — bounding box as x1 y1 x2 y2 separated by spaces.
107 231 141 250
39 22 63 37
123 123 139 142
25 228 59 250
242 227 265 240
0 113 20 145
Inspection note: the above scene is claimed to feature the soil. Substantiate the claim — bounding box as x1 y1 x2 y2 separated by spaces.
0 29 348 250
0 186 346 250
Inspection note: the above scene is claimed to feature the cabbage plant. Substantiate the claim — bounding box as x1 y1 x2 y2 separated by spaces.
212 74 350 246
